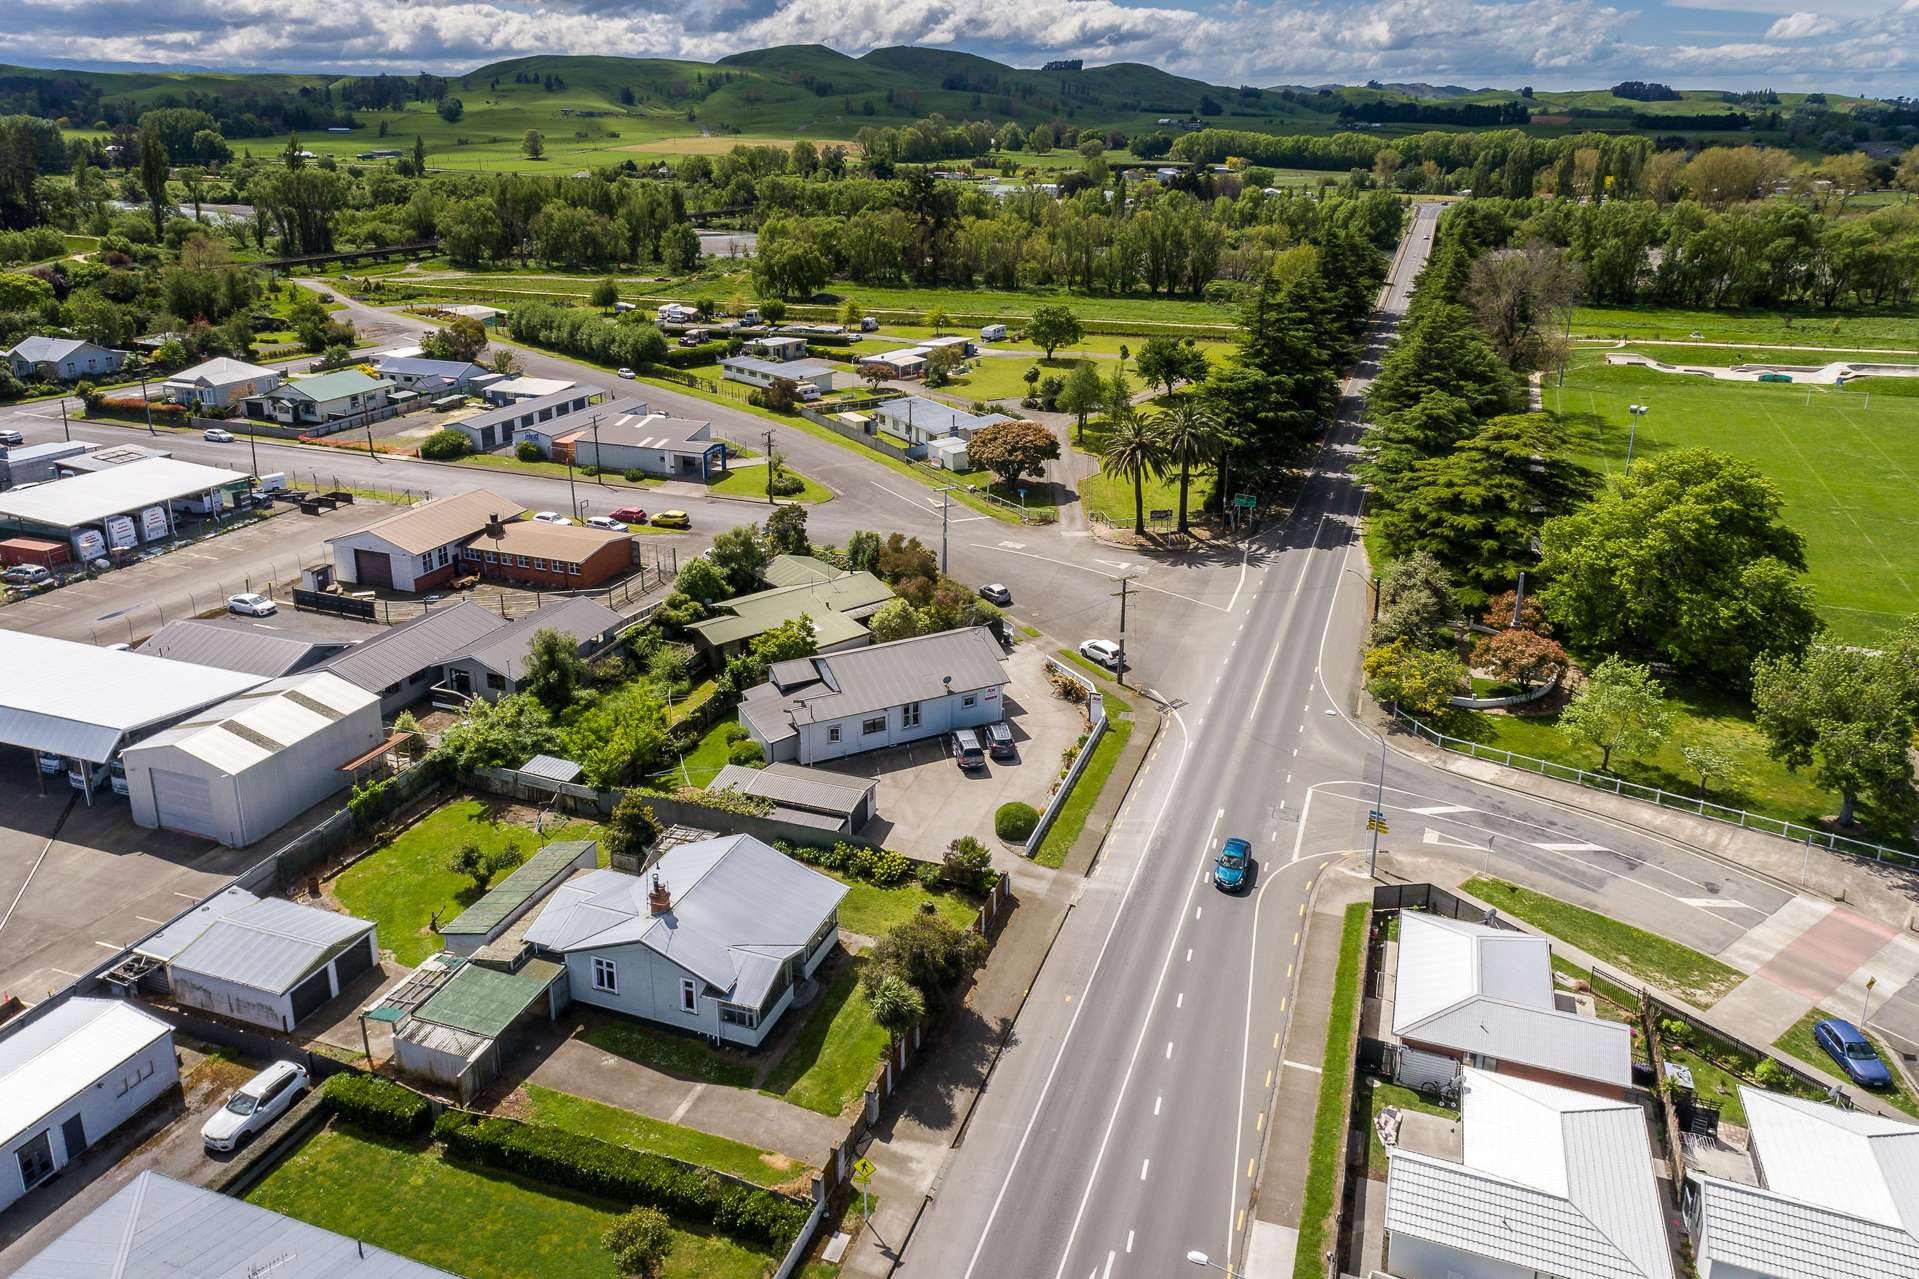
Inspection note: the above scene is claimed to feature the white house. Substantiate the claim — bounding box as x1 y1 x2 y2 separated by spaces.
161 357 283 409
243 369 393 425
120 672 384 846
1390 912 1632 1096
743 334 807 362
2 336 124 382
370 355 490 394
718 355 836 395
134 888 378 1031
568 399 726 479
326 488 520 592
524 835 846 1048
740 626 1008 765
0 999 178 1213
872 396 1012 447
1384 1068 1675 1279
452 385 604 453
1686 1087 1919 1279
860 348 928 380
481 375 580 406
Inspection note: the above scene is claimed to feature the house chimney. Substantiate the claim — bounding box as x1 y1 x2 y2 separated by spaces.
648 873 672 916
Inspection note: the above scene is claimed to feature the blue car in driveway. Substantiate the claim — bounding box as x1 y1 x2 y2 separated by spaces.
1813 1018 1892 1088
1214 837 1250 892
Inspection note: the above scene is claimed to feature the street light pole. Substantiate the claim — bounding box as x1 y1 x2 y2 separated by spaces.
936 485 961 573
1625 403 1648 471
139 372 155 436
1186 1250 1246 1277
1368 725 1388 879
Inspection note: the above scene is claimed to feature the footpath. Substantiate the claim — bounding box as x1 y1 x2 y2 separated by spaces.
840 683 1163 1278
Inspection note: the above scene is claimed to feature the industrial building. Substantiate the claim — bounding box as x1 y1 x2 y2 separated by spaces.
565 399 727 480
0 457 254 557
133 887 378 1031
0 440 92 490
0 999 178 1213
120 671 385 846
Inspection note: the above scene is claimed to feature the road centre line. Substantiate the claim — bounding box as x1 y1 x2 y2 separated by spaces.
970 543 1230 612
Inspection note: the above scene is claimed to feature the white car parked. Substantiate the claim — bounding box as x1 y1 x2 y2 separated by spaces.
583 515 625 531
202 427 235 443
1079 638 1123 670
202 1060 309 1152
617 367 636 379
226 592 276 616
529 511 575 526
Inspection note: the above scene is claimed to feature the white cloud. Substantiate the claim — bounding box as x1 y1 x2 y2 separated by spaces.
0 0 1914 88
1766 10 1839 36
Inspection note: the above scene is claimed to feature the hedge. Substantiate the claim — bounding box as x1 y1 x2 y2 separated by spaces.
322 1073 432 1138
432 1111 807 1246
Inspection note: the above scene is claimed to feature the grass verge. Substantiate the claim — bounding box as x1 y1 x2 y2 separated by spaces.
1033 674 1135 869
1294 902 1370 1279
761 957 888 1117
520 1083 805 1187
704 464 832 503
1461 876 1743 1007
582 1020 756 1088
1774 1009 1919 1119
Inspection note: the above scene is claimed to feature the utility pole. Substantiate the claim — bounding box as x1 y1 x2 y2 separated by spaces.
565 453 578 519
363 412 377 461
1625 403 1648 471
59 395 71 441
590 412 603 485
246 418 260 477
1112 575 1135 688
139 372 155 435
936 485 960 572
1367 729 1388 878
763 427 776 504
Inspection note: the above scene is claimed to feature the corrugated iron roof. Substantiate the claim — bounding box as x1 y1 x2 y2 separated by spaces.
136 618 343 677
411 956 564 1039
749 626 1007 729
127 672 377 773
760 555 844 589
518 755 584 784
441 840 596 938
168 896 373 995
319 602 505 693
687 573 892 649
709 761 874 818
466 519 627 563
11 1171 463 1278
0 457 251 527
446 597 622 680
334 489 520 555
1740 1086 1919 1235
0 998 173 1149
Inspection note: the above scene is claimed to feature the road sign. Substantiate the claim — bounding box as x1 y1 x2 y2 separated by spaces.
1233 493 1257 509
852 1157 875 1182
1366 812 1389 834
1149 508 1174 522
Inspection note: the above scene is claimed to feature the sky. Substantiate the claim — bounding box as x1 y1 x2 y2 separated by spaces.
4 0 1917 93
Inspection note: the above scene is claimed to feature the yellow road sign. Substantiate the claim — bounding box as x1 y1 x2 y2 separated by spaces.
852 1157 875 1180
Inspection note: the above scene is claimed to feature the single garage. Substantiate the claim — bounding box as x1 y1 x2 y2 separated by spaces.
135 887 378 1031
120 672 384 847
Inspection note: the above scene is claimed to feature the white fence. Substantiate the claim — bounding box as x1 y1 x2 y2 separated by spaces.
1024 659 1108 858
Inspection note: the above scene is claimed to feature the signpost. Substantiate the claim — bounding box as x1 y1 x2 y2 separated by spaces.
1231 492 1255 532
852 1156 875 1229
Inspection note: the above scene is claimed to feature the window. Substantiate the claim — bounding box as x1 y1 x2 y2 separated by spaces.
483 551 496 563
486 673 506 691
962 695 976 708
902 702 921 728
516 556 529 567
827 726 841 743
532 558 546 570
591 957 618 993
463 546 479 560
680 978 698 1014
567 562 580 576
115 1057 154 1097
720 1004 758 1029
418 553 432 572
16 1132 54 1190
862 716 887 736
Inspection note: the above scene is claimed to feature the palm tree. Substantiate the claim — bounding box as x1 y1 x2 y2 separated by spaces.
1158 401 1224 534
1100 406 1167 536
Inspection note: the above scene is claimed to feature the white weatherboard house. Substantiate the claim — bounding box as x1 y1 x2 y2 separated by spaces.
1391 911 1631 1096
135 888 378 1031
1 336 124 382
161 357 283 409
1384 1068 1676 1279
740 626 1008 765
525 835 846 1048
0 999 178 1213
120 671 384 846
1686 1087 1919 1278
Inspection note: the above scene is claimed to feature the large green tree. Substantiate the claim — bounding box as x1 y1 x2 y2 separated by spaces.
1366 301 1520 423
968 419 1060 490
1559 656 1671 773
1753 645 1918 828
138 127 170 240
1537 448 1820 687
1026 304 1082 359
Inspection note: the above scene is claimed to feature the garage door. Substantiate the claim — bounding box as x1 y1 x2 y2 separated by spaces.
150 769 220 841
353 548 394 587
331 934 374 985
288 967 333 1025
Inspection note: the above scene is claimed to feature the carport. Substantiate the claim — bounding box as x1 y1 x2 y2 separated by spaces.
0 631 264 805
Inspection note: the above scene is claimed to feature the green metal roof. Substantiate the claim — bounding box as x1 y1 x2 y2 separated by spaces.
277 369 393 402
412 957 564 1039
687 573 893 649
440 840 597 938
761 555 844 589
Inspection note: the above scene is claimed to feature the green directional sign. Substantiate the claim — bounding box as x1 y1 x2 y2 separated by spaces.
1233 493 1257 509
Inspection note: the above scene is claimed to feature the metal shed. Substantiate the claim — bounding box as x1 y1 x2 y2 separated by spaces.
155 892 378 1031
393 955 566 1102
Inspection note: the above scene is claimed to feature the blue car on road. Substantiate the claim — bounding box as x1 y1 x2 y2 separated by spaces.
1214 837 1250 892
1813 1018 1891 1088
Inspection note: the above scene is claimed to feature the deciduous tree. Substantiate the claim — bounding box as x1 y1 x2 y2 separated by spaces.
1753 645 1918 827
1362 639 1467 717
968 419 1060 490
1026 304 1082 359
1472 628 1568 689
1559 656 1671 772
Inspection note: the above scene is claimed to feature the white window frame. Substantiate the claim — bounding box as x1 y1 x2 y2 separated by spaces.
827 726 841 743
961 694 976 708
862 716 887 736
680 978 699 1014
591 956 618 993
902 701 921 728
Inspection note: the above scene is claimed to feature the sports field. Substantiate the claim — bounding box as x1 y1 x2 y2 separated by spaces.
1548 361 1919 644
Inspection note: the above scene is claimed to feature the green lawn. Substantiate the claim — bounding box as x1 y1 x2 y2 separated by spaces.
1294 903 1370 1279
660 714 738 787
521 1083 806 1186
760 958 888 1117
581 1019 757 1088
1548 361 1919 644
1364 1079 1456 1178
831 874 981 937
1461 877 1744 1007
1035 676 1135 869
1080 458 1216 530
246 1127 785 1279
1587 342 1914 367
705 463 833 503
332 798 601 967
1570 303 1919 351
931 353 1116 404
455 452 663 488
1775 1009 1919 1119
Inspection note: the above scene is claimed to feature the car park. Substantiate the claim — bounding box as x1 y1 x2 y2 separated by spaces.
1079 638 1122 670
609 505 648 523
583 515 625 531
951 728 987 771
67 758 110 792
651 510 691 529
226 592 276 616
979 583 1012 606
1813 1018 1891 1087
986 721 1016 759
202 427 235 442
1213 836 1250 891
202 1060 310 1152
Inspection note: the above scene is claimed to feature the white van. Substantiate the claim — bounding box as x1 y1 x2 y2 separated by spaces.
980 323 1008 342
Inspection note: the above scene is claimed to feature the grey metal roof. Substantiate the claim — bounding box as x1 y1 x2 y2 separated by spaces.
0 631 265 762
12 1170 464 1278
525 835 845 1008
136 618 346 677
446 597 623 680
441 840 596 939
134 885 259 962
6 336 102 364
0 998 174 1150
519 754 584 784
709 762 875 818
456 385 606 435
168 895 373 996
1695 1172 1919 1279
753 626 1007 728
719 355 837 378
373 356 486 379
319 602 505 693
0 457 252 528
874 397 1011 438
581 401 716 454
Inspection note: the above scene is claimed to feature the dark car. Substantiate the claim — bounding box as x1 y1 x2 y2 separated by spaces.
986 721 1016 759
1213 836 1250 892
1813 1018 1891 1087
